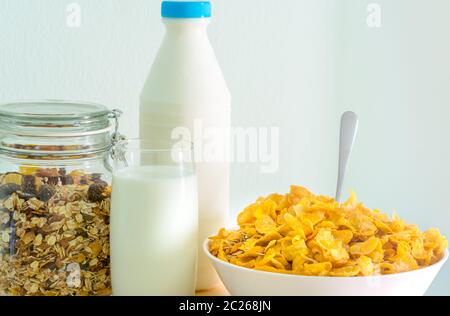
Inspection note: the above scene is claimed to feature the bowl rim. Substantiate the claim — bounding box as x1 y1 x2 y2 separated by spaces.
203 237 449 280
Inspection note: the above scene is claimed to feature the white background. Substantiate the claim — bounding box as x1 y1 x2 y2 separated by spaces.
1 0 449 295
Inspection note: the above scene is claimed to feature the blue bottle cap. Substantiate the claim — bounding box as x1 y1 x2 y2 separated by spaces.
161 1 211 19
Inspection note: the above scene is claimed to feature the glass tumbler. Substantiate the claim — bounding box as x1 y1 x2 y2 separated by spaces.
110 139 198 296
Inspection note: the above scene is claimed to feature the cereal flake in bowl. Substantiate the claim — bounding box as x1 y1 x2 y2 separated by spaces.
204 185 448 296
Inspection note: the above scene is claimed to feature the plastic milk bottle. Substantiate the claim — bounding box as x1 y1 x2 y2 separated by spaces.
139 1 231 290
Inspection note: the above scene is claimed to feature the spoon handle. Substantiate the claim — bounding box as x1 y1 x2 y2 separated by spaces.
335 111 358 203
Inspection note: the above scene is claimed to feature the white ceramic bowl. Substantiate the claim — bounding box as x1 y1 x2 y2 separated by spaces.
203 238 448 296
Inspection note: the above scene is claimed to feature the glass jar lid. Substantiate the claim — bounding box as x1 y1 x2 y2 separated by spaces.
0 100 122 159
0 100 114 136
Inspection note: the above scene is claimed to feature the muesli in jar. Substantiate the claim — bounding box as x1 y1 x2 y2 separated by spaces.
0 167 111 296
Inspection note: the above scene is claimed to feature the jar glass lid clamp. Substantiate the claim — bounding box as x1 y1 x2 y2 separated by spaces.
109 109 129 167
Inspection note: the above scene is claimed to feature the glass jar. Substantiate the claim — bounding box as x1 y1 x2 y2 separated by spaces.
0 100 122 296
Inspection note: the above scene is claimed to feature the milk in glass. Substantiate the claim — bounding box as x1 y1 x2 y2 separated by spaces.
110 166 198 296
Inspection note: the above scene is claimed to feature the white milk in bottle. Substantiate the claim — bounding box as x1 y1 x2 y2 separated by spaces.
140 1 230 290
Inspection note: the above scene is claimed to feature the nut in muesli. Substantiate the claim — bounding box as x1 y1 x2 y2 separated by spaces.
0 183 21 199
87 182 109 203
0 168 111 296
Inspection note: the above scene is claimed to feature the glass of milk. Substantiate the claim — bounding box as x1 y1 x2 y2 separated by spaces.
110 139 198 296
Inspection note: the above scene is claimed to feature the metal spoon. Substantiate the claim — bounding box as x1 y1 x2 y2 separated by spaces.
335 111 358 203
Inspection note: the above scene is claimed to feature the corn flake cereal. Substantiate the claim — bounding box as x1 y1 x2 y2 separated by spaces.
209 186 448 276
